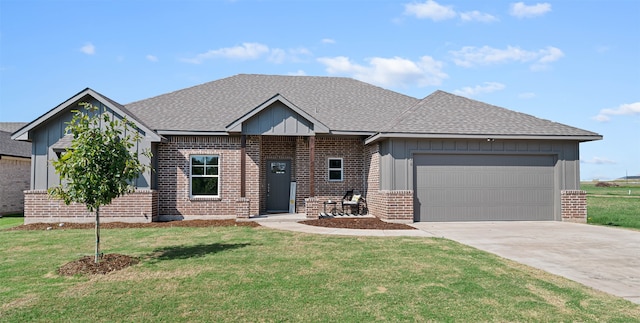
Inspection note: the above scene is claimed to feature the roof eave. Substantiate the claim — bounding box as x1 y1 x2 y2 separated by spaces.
156 130 229 136
365 132 603 145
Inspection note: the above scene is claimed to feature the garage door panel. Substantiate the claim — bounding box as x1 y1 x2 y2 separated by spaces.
414 154 555 222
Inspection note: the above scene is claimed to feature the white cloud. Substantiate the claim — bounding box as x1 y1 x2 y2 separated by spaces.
182 43 311 64
404 1 496 23
460 11 499 23
268 48 287 64
146 55 158 62
404 0 457 21
450 45 563 70
317 55 448 87
80 43 95 55
454 82 505 96
181 42 270 64
592 102 640 122
509 2 551 18
322 38 336 44
581 157 616 165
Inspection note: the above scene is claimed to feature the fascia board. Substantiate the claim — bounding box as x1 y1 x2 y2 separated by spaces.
365 132 604 145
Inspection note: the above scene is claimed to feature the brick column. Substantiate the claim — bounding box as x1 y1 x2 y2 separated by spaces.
235 198 250 219
305 197 320 219
561 190 587 223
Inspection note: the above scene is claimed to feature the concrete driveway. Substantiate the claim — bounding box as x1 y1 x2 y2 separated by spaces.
411 221 640 304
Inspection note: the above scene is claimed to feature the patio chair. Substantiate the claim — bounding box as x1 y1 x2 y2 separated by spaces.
341 189 366 215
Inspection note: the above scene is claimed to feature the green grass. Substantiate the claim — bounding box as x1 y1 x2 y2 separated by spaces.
0 214 24 230
582 183 640 229
587 196 640 229
582 182 640 196
1 226 638 322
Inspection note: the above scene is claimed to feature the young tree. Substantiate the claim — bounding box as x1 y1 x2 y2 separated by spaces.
49 102 152 263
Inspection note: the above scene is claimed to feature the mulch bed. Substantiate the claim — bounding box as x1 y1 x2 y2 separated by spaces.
10 217 414 276
58 254 140 276
300 217 416 230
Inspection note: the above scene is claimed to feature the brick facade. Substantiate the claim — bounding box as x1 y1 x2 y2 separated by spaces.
561 190 587 223
0 157 30 215
23 190 157 224
156 136 260 220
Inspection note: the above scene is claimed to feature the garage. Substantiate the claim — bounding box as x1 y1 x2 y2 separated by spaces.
414 154 556 222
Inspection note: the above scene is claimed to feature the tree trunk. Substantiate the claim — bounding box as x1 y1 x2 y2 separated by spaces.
95 206 101 263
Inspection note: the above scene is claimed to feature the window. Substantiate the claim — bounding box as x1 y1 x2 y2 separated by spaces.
328 158 343 181
191 155 220 197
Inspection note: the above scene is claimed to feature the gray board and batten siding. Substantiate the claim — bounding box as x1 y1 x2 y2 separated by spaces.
29 96 154 191
242 101 315 136
378 138 580 221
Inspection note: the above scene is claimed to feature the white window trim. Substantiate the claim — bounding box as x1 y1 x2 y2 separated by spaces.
190 154 221 199
328 157 343 182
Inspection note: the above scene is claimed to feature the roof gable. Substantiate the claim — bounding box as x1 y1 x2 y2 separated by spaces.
226 94 329 135
11 88 163 142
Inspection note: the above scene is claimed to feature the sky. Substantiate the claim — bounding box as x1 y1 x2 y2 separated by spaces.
0 0 638 181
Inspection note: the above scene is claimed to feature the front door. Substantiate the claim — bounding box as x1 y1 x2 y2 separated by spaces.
266 160 291 212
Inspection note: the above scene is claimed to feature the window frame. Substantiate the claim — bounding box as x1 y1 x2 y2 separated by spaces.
189 154 221 198
327 157 343 182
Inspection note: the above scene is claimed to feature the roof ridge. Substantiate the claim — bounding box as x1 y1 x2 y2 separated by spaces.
381 90 442 132
441 90 601 136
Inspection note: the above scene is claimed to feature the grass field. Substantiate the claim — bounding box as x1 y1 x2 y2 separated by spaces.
1 226 639 322
0 214 23 230
581 182 640 197
582 182 640 229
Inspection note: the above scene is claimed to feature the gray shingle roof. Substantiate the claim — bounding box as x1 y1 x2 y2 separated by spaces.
0 122 27 133
122 74 598 138
383 90 600 137
124 74 419 133
1 130 31 158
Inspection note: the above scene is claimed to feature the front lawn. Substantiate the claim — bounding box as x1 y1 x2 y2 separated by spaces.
1 226 638 322
0 214 23 230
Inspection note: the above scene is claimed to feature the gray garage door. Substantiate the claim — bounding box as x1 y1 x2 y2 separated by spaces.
414 154 555 222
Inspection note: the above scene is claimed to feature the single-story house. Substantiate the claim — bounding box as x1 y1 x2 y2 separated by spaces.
11 74 601 224
1 122 31 215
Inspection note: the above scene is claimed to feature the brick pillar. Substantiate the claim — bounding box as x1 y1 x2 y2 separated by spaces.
305 197 320 219
236 198 250 219
561 190 587 223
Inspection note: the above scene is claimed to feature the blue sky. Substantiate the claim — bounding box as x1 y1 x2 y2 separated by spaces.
1 0 638 180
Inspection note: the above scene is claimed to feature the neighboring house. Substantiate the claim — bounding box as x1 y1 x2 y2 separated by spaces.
1 122 31 215
11 74 602 224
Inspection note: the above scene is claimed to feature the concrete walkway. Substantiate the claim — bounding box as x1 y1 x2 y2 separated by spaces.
253 215 640 304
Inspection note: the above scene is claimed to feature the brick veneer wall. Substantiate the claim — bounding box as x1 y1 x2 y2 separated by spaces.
368 190 414 220
0 158 30 215
561 190 587 223
157 136 260 220
313 137 365 198
23 190 157 224
363 143 414 221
